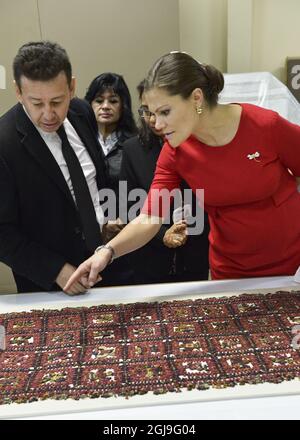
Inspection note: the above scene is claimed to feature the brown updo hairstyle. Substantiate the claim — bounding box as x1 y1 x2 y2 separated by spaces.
145 52 224 107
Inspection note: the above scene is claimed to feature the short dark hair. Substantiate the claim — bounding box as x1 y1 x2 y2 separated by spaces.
13 41 72 89
145 52 224 107
85 72 137 137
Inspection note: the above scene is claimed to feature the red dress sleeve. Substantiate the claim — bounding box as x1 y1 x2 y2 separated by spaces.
272 112 300 175
141 142 182 219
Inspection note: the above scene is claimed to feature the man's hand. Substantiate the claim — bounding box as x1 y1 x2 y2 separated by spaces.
56 263 88 295
64 248 112 292
163 222 187 248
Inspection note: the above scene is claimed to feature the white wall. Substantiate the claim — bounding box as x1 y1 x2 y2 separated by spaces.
179 0 300 83
2 1 300 109
0 64 6 89
0 0 179 115
179 0 227 71
227 0 252 73
0 0 42 115
252 0 300 81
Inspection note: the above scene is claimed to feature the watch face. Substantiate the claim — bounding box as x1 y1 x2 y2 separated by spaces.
95 245 114 263
105 244 115 261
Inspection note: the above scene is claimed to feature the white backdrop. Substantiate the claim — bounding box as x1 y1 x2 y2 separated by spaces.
219 72 300 125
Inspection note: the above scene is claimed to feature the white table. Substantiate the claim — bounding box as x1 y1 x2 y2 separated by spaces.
1 276 300 420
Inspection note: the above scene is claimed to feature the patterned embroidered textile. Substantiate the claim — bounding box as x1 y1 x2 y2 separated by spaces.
0 291 300 405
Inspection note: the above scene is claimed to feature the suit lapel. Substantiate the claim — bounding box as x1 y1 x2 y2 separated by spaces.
16 104 76 208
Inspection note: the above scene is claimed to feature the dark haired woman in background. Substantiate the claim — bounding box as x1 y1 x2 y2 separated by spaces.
84 73 137 285
66 52 300 290
85 72 137 198
120 80 209 284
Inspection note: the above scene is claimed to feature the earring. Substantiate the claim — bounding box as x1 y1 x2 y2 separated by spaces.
196 106 202 115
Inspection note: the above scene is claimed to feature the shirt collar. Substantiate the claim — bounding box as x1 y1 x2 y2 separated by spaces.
98 131 118 155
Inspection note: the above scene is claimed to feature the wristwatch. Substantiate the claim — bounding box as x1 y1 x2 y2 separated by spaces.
94 244 116 264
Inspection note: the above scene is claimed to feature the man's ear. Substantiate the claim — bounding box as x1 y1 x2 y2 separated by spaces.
70 77 76 99
14 80 23 104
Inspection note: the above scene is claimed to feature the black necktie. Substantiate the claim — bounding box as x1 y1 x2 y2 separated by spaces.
57 125 102 252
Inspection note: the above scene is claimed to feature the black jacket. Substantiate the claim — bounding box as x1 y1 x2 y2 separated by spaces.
121 135 209 284
102 131 135 219
0 98 106 292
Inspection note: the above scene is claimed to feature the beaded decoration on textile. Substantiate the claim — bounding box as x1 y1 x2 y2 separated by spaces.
0 291 300 405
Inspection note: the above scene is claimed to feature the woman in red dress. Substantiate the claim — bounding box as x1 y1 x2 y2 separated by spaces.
65 52 300 290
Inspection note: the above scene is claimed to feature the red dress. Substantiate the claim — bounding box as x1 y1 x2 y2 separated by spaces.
142 103 300 279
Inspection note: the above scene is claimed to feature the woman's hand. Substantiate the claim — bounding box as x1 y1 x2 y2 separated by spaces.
56 263 87 296
64 213 163 291
63 247 112 291
163 222 187 248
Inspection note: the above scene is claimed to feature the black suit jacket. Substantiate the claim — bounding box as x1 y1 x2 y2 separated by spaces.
121 135 209 284
0 98 106 292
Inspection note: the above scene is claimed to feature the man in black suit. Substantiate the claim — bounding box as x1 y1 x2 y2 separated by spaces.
0 41 107 294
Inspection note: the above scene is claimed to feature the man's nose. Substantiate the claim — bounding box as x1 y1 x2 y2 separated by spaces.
43 105 55 120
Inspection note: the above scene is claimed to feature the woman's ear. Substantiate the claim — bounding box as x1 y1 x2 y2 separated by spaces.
191 88 205 115
191 88 204 107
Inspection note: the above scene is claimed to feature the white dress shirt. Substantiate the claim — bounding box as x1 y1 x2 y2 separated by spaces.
98 131 118 156
27 113 104 228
